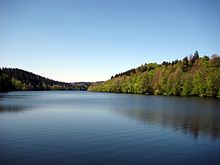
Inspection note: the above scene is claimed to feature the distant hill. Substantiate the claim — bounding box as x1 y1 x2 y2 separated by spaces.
88 51 220 98
0 68 92 92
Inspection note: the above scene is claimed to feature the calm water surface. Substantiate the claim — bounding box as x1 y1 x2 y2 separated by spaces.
0 91 220 165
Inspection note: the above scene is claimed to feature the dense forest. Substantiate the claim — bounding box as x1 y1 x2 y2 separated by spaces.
0 68 92 92
88 51 220 98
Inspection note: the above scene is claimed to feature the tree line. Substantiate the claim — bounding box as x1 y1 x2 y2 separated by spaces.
0 68 92 92
88 51 220 97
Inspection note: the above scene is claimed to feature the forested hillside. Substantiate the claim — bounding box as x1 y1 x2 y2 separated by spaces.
88 52 220 97
0 68 92 92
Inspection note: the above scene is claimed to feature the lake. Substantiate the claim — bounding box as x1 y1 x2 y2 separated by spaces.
0 91 220 165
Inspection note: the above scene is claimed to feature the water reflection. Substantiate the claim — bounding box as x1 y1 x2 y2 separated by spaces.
0 92 220 139
115 108 220 138
109 96 220 138
0 93 31 113
0 105 28 113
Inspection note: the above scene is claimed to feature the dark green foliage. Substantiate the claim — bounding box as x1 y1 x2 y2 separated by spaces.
0 69 15 92
182 56 189 72
0 68 92 92
190 51 200 65
114 68 136 78
88 52 220 98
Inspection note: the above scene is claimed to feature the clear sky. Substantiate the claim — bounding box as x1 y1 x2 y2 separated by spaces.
0 0 220 82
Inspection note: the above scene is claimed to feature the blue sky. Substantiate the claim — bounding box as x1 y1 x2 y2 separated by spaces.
1 0 220 82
